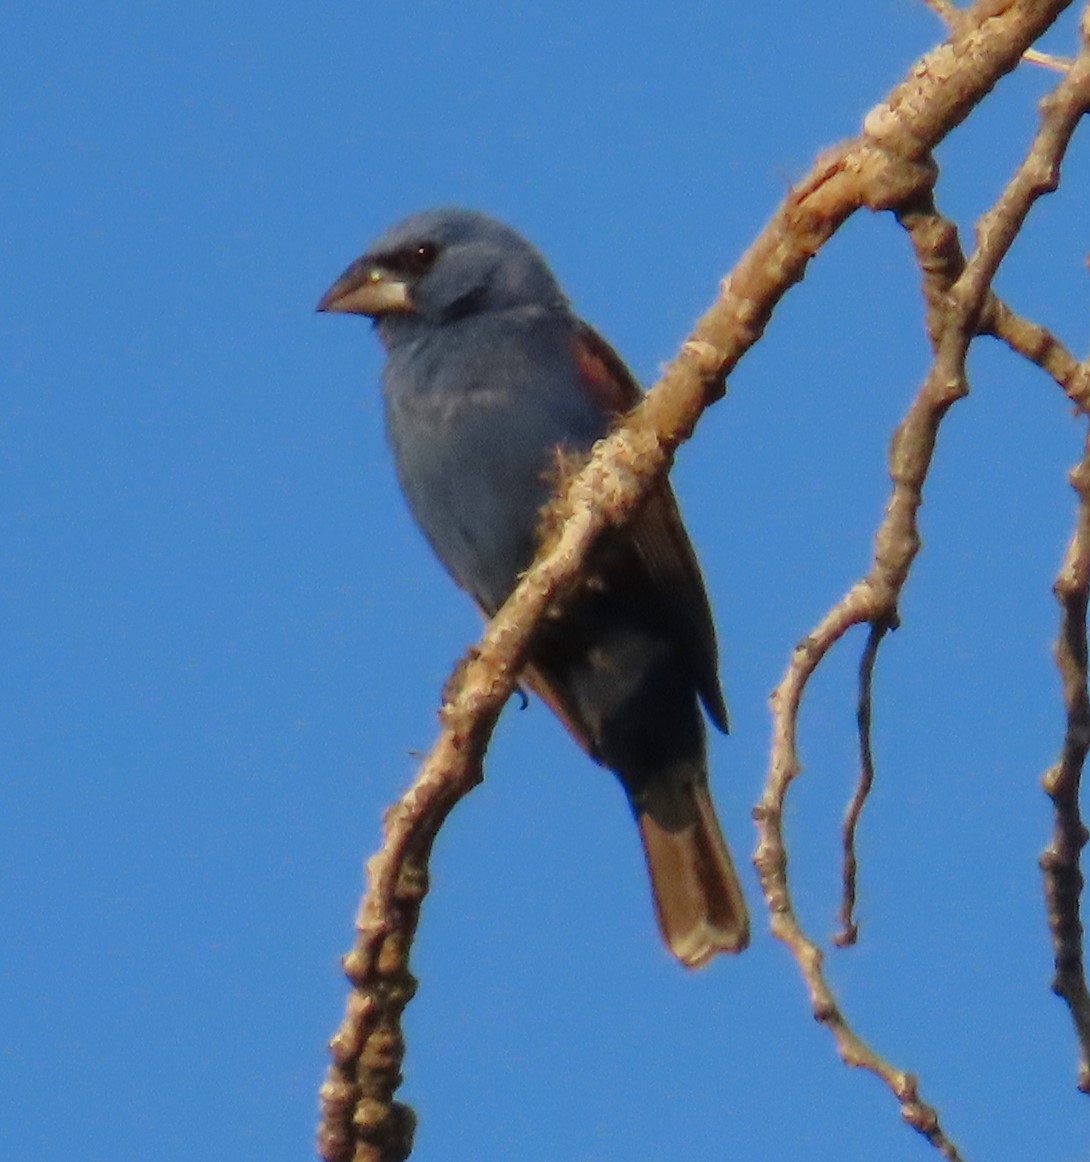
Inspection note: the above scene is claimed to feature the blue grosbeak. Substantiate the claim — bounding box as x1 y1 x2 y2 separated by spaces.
318 208 748 966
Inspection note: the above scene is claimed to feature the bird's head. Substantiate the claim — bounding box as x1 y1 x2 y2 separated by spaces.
317 208 567 329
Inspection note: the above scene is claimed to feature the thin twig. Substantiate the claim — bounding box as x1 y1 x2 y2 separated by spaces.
894 8 1090 1096
758 4 1087 1158
1042 432 1090 1094
1025 46 1076 70
831 197 1089 956
890 188 1090 405
984 299 1090 407
983 5 1090 1093
835 617 895 947
758 370 968 1160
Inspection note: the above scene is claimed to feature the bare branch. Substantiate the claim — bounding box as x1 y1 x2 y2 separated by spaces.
919 0 1075 69
985 299 1090 406
889 189 1090 403
835 617 894 948
757 3 1088 1156
1025 46 1077 70
1042 431 1090 1094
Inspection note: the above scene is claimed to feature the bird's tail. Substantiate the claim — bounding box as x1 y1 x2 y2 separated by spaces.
635 775 749 968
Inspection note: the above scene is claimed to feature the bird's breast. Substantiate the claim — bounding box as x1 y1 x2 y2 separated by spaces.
379 318 608 611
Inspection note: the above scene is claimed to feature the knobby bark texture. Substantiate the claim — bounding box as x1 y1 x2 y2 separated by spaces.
317 4 1090 1160
1042 436 1090 1093
757 8 1090 1159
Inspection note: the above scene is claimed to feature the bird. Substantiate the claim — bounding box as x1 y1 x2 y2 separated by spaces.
317 208 748 967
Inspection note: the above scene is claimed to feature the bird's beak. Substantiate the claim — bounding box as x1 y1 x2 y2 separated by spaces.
316 261 414 316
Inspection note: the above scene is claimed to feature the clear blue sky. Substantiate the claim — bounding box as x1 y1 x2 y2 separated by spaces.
4 4 1088 1160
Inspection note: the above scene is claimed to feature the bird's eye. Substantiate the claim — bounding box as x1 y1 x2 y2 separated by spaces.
382 241 441 278
411 242 438 270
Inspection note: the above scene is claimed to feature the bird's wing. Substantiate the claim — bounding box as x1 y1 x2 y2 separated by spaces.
567 321 729 733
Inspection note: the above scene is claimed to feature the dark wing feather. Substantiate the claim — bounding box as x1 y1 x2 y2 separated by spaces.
624 487 729 732
570 322 729 734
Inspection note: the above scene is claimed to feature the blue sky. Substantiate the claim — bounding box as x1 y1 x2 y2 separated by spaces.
4 4 1089 1160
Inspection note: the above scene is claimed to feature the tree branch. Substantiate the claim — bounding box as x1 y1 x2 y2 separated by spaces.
757 3 1087 1158
1043 434 1090 1093
834 616 894 948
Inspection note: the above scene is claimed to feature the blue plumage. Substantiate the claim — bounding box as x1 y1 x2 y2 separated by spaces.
319 208 748 966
